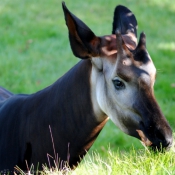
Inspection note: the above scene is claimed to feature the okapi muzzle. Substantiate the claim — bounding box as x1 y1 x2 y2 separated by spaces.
136 81 173 150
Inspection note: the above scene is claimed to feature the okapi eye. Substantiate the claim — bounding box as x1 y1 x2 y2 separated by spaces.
112 78 125 90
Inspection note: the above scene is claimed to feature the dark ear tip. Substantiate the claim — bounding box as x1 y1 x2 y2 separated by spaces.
62 1 67 10
62 1 65 6
62 1 70 16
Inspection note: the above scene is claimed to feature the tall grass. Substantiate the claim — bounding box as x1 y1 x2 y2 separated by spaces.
73 148 175 175
16 147 175 175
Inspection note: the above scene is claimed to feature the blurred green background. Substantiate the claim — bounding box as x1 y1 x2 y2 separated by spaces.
0 0 174 155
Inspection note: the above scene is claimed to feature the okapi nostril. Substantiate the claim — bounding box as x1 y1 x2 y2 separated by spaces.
155 129 166 141
164 137 173 147
161 139 171 149
155 130 173 148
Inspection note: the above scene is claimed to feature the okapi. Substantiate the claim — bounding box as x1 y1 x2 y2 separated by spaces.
0 2 173 172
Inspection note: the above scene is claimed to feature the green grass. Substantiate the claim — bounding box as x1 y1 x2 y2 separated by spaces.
73 148 175 175
0 0 175 174
17 148 175 175
71 149 175 175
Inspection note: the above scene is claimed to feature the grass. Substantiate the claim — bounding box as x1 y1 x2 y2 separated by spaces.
0 0 175 174
15 147 175 175
73 148 175 175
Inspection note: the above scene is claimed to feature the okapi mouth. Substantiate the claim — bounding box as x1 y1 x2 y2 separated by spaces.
136 129 173 151
136 130 152 146
149 142 173 152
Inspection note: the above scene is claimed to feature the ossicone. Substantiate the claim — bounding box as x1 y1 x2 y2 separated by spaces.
115 29 130 56
136 32 146 51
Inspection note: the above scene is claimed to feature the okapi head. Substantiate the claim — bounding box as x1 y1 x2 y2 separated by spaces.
62 2 173 150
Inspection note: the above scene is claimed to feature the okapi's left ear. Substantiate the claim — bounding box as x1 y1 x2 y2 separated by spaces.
62 2 100 59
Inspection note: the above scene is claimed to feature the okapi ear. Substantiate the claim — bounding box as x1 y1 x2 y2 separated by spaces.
112 5 138 38
62 2 100 59
112 5 137 50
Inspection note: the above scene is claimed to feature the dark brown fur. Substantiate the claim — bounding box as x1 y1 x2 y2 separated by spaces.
0 60 107 171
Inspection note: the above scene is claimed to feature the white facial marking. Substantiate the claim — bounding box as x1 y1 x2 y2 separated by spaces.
90 58 108 122
90 57 142 134
139 59 156 86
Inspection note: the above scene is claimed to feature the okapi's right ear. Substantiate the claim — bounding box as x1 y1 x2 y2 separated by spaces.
62 2 100 59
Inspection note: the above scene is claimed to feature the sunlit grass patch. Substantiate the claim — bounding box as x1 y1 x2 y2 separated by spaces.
13 139 175 175
17 146 175 175
73 147 175 175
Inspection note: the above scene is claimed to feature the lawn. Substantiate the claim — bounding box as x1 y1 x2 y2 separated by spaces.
0 0 175 174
